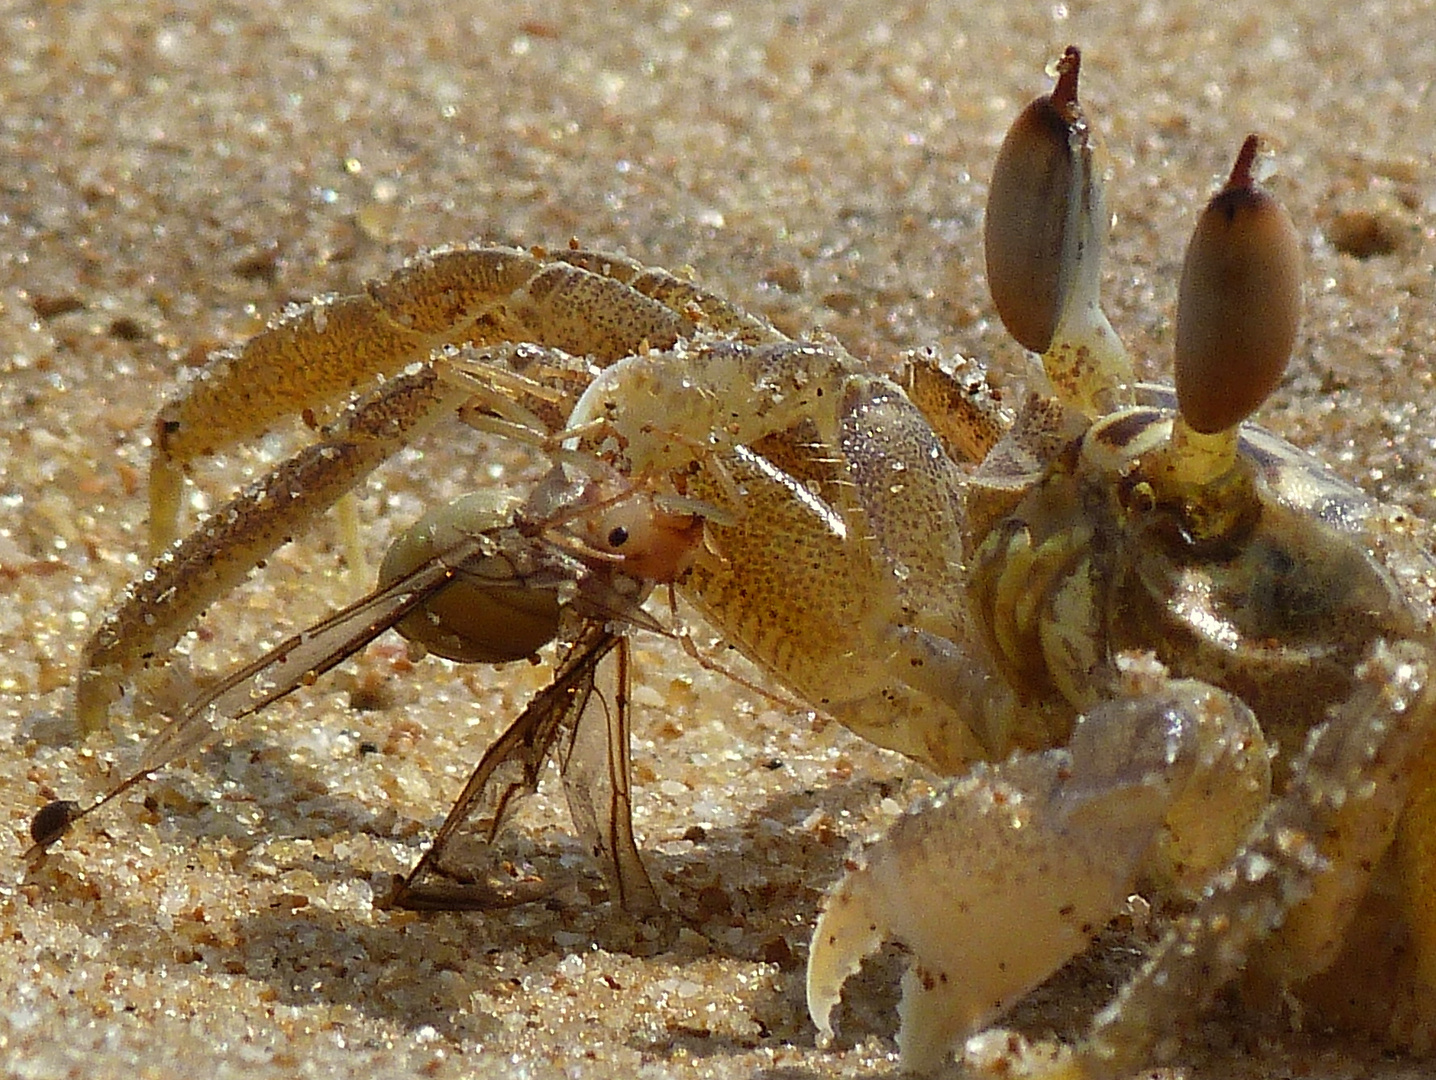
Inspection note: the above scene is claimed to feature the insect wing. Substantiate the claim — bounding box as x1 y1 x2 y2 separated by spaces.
390 624 614 909
391 622 658 913
126 534 505 784
558 635 660 914
27 537 488 855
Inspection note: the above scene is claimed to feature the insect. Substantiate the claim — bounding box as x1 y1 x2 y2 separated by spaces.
25 43 1436 1079
33 424 710 914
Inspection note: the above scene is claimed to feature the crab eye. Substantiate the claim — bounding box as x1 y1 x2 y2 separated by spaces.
607 525 629 548
983 45 1088 355
1175 135 1302 435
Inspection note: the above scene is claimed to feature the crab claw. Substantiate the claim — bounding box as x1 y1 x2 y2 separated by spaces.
807 759 1155 1073
807 680 1268 1073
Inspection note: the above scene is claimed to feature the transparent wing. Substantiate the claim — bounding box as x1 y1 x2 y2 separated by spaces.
30 533 496 852
388 622 657 913
38 526 662 914
135 533 495 775
557 635 660 914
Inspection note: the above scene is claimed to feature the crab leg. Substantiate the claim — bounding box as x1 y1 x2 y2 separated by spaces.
1062 640 1436 1079
86 247 784 732
78 365 469 731
148 245 776 552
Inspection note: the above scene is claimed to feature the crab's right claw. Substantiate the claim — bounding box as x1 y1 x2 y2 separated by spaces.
807 679 1269 1073
807 746 1161 1073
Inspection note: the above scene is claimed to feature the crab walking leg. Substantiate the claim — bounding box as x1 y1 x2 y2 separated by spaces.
148 245 775 553
808 678 1270 1074
77 366 470 732
901 351 1013 466
95 245 786 725
1395 736 1436 1006
152 246 535 552
555 247 784 344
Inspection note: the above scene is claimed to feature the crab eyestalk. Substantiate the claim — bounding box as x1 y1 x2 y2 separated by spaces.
984 46 1133 417
1168 134 1303 487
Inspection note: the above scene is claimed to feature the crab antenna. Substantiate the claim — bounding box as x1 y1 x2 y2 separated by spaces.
1167 134 1302 485
984 46 1133 417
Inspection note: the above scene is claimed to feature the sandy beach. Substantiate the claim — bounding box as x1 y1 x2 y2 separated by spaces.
1 1 1434 1077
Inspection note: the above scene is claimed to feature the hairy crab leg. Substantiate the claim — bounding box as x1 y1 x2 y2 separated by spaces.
808 638 1435 1079
1054 641 1436 1080
148 244 777 552
84 248 782 732
78 364 469 731
900 349 1014 465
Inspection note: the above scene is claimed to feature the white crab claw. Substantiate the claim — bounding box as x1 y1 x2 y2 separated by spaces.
808 753 1159 1071
809 682 1260 1073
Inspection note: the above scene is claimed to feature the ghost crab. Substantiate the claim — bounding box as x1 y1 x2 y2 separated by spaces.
26 43 1436 1080
808 47 1436 1076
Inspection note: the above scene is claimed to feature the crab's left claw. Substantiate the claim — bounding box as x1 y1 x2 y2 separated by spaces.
808 678 1268 1073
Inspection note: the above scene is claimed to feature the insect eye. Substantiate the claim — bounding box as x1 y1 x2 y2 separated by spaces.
30 799 80 849
607 526 629 548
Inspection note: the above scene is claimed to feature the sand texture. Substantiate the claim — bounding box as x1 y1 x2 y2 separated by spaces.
1 1 1434 1077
